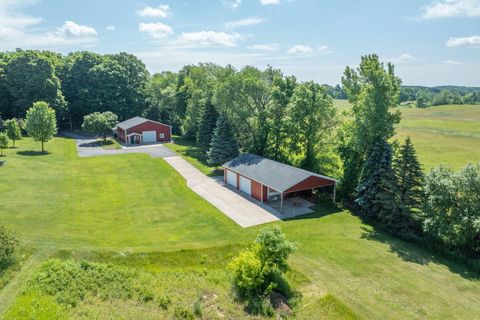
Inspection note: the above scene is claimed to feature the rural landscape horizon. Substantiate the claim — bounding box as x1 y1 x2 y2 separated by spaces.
0 1 479 319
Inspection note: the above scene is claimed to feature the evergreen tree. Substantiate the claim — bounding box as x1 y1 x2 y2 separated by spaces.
196 99 218 150
394 137 424 211
207 115 239 165
356 141 414 234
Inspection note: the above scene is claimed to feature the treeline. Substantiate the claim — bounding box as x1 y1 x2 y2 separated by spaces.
1 49 479 268
0 49 341 175
0 50 149 128
400 85 480 107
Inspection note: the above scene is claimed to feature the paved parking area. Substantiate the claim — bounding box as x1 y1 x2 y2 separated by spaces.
163 156 281 228
65 133 176 158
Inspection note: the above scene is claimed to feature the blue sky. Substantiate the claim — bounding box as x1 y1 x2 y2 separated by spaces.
0 0 479 86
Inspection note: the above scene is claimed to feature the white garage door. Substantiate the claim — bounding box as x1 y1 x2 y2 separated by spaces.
239 176 251 196
226 170 237 187
142 131 157 143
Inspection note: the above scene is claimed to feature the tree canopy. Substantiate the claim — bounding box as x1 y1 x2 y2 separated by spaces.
82 112 118 141
25 101 57 152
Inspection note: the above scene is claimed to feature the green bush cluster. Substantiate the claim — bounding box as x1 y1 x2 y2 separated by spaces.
228 226 296 315
0 224 18 270
28 259 155 307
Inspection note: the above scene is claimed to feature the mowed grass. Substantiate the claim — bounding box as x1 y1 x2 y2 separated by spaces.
1 137 480 319
333 100 480 170
0 137 247 251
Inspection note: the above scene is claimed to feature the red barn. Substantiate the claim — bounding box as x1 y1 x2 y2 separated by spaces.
223 153 337 212
116 117 172 145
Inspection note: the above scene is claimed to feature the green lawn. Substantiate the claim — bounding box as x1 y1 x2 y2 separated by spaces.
1 137 480 319
165 135 222 176
333 100 480 170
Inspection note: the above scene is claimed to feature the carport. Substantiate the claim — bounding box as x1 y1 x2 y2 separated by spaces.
223 154 337 213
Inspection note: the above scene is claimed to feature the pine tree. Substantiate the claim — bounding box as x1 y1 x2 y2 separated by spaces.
207 115 239 165
196 100 218 150
356 141 415 234
394 137 424 211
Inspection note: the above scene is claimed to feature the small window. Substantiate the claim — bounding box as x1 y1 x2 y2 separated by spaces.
159 133 165 139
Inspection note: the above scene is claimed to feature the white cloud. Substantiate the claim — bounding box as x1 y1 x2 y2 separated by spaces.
136 5 170 18
139 22 173 39
446 35 480 47
442 59 462 64
317 45 329 52
57 21 97 38
287 45 313 54
222 0 242 9
105 25 115 31
225 17 266 29
0 2 98 49
247 44 279 51
177 31 242 47
387 53 418 64
260 0 280 5
418 0 480 19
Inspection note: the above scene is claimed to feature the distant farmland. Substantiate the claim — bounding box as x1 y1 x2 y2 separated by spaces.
334 100 480 170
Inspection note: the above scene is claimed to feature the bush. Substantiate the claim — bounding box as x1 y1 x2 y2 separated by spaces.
0 224 18 270
228 226 296 315
28 259 153 307
174 307 195 320
4 290 67 320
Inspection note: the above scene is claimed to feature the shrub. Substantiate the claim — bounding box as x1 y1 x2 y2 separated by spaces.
193 298 203 317
157 295 172 310
0 224 18 269
174 307 195 320
4 290 67 320
228 226 297 315
228 245 267 298
28 259 152 307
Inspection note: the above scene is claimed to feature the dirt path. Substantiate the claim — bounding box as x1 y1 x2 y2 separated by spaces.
0 248 52 315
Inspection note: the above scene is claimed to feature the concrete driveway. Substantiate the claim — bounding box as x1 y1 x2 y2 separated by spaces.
163 156 280 228
65 133 176 158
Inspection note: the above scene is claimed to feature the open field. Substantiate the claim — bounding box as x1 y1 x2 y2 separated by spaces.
334 100 480 170
1 137 480 318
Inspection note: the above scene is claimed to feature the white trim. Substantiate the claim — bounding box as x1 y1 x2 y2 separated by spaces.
117 117 172 130
222 166 336 193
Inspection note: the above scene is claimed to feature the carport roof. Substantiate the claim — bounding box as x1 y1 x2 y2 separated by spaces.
223 153 336 192
117 116 172 130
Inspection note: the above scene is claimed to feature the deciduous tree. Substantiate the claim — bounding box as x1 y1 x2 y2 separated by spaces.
82 112 118 142
287 81 337 171
0 132 8 156
340 54 401 199
25 101 57 152
4 119 22 147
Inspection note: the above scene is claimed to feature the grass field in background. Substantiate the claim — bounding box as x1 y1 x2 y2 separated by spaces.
334 100 480 170
1 137 480 319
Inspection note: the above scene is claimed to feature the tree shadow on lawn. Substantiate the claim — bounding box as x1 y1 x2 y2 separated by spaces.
361 226 480 282
16 150 50 156
78 140 114 148
172 136 220 176
283 201 343 222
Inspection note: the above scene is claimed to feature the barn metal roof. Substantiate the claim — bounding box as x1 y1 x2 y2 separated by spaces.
223 153 336 192
116 116 172 130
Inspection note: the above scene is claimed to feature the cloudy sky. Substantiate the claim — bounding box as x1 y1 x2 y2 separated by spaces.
1 0 479 86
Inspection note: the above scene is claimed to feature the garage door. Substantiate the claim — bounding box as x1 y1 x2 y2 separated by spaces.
239 176 251 196
142 131 157 143
226 170 237 187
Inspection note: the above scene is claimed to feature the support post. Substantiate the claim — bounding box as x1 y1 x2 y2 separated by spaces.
280 192 284 213
261 184 264 203
333 183 336 203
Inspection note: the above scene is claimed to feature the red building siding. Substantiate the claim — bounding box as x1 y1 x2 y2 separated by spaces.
117 120 171 143
117 127 127 142
284 176 335 194
251 180 262 202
